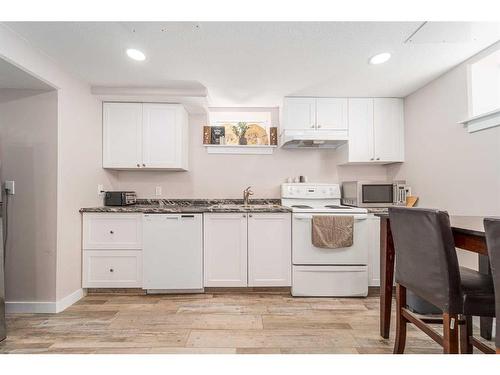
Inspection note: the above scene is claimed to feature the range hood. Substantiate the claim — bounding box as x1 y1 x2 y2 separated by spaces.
280 129 348 149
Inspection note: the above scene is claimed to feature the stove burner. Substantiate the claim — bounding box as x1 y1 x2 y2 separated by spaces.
291 205 313 209
324 205 351 209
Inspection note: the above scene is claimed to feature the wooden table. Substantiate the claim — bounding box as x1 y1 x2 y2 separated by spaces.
378 214 492 340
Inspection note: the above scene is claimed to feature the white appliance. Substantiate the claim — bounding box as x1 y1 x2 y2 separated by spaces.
143 214 203 293
280 129 348 149
281 183 369 297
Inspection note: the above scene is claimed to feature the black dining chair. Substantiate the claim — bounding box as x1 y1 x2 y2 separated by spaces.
389 207 495 354
484 217 500 354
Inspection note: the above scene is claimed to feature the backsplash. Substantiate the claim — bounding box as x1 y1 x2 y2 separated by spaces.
110 113 390 198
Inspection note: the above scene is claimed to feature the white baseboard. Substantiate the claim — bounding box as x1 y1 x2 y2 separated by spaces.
55 288 85 313
6 300 57 314
6 288 85 314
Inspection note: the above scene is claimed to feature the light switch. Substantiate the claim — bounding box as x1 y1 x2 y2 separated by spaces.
155 186 162 196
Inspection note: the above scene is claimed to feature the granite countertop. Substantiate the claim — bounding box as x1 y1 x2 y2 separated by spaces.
80 199 291 214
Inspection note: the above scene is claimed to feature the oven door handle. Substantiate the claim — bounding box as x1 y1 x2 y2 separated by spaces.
294 214 367 220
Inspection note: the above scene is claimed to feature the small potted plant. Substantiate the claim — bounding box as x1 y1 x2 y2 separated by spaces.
232 122 249 145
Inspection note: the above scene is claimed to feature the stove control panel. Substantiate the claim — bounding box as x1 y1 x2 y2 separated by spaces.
281 183 341 199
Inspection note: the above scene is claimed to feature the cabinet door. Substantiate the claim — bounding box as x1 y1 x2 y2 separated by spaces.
142 103 184 169
367 215 381 287
283 97 316 130
83 250 142 288
347 98 374 162
103 102 142 168
315 98 348 130
203 213 248 287
373 98 404 162
248 213 291 286
83 213 142 250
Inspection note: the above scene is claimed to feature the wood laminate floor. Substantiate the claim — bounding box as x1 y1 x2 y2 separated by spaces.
0 292 493 354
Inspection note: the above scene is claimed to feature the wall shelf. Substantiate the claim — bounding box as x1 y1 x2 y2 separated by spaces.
204 144 277 155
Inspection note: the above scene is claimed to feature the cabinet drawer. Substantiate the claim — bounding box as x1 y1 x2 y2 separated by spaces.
83 213 142 249
83 250 142 288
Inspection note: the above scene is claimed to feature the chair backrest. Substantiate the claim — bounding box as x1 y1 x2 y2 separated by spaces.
389 207 462 313
484 217 500 349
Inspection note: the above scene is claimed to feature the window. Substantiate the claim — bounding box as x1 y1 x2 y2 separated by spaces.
463 47 500 132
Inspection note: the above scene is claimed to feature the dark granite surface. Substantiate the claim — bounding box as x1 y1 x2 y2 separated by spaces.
80 198 291 214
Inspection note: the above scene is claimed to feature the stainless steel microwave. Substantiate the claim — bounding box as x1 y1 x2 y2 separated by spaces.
341 181 410 208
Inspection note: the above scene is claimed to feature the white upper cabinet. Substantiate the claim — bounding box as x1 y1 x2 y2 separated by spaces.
103 103 142 169
103 102 188 170
283 97 316 130
346 98 374 162
315 98 348 130
282 97 348 130
338 97 404 164
373 98 404 163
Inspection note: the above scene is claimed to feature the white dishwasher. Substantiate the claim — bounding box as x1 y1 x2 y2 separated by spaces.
143 213 203 292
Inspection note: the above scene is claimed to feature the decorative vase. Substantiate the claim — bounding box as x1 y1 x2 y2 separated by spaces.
239 136 247 145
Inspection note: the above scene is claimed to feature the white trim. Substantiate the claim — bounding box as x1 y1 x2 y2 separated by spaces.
458 108 500 133
6 301 57 314
5 289 85 314
204 144 277 155
55 288 85 313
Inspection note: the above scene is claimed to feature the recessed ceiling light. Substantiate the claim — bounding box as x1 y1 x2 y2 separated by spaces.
126 48 146 61
369 52 391 65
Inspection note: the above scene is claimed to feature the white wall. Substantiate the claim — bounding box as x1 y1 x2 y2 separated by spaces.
388 42 500 216
0 24 116 305
0 89 58 302
114 109 389 198
388 42 500 269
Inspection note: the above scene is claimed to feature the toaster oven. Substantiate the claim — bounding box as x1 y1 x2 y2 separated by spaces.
104 191 137 206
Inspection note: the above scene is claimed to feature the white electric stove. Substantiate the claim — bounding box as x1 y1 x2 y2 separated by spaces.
281 183 369 297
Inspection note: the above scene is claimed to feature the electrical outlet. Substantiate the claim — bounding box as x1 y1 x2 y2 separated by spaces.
97 184 105 197
5 180 15 195
155 186 162 196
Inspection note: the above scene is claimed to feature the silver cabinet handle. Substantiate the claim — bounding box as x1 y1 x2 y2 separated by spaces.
370 158 374 161
242 214 246 218
317 125 322 128
249 214 253 217
109 268 114 273
310 125 315 128
376 157 380 160
109 230 114 234
142 163 146 167
136 164 140 167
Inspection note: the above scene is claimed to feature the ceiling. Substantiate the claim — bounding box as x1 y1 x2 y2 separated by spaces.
0 57 54 90
3 22 500 106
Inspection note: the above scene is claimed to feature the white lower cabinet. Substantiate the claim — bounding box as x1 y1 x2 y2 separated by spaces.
82 213 143 288
83 212 292 290
203 213 248 287
248 213 291 286
203 212 292 287
83 250 142 288
367 214 381 287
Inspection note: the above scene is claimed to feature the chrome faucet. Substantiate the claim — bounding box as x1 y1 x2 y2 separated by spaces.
243 186 254 206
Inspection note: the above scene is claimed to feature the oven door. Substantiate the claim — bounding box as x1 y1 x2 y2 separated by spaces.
292 213 368 265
